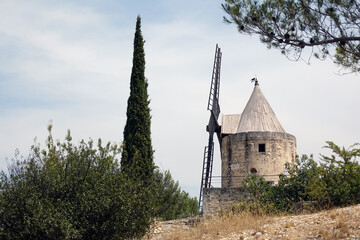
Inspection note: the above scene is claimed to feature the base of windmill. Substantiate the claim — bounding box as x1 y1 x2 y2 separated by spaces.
201 187 246 216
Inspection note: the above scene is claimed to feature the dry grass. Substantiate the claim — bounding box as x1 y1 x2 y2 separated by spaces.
161 212 273 240
319 222 350 240
147 204 360 240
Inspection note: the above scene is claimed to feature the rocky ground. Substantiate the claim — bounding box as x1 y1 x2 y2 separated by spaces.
146 204 360 240
145 216 200 240
227 204 360 240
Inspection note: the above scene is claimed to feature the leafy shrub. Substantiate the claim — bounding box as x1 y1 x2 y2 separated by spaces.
0 125 199 239
0 126 147 239
306 142 360 207
153 169 198 220
232 141 360 215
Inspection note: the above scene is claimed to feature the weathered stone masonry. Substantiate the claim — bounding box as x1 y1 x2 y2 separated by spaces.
221 132 296 187
202 188 246 216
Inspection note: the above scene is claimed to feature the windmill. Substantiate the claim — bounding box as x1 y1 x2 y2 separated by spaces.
198 44 222 212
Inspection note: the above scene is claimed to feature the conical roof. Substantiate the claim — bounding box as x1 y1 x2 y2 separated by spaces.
236 82 285 133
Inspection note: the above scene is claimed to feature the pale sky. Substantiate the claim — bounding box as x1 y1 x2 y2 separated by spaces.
1 0 359 198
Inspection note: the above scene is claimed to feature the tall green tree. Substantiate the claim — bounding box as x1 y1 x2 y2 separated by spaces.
222 0 360 72
121 16 154 185
120 16 154 232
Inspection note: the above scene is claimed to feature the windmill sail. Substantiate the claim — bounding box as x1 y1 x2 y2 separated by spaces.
199 44 222 212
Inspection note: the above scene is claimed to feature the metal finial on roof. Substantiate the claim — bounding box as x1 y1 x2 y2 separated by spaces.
251 77 259 86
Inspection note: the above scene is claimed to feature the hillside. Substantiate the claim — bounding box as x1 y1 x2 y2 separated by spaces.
147 204 360 239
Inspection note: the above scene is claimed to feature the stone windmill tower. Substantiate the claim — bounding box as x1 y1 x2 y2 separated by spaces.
199 45 297 214
220 79 296 188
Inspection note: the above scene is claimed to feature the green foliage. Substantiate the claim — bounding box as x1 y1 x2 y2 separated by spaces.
0 126 151 240
222 0 360 72
264 154 319 211
306 141 360 207
120 15 155 232
228 199 279 216
232 141 360 214
0 125 198 239
120 16 198 224
153 169 198 220
240 174 271 201
121 15 154 185
227 175 279 215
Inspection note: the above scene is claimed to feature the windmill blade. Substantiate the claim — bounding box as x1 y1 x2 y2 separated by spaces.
199 44 222 212
207 44 222 140
208 44 222 143
199 139 214 212
207 44 222 121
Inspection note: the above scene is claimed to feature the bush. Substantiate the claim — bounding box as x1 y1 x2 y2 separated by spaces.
0 125 200 239
153 169 198 220
306 142 360 207
233 141 360 215
0 125 151 240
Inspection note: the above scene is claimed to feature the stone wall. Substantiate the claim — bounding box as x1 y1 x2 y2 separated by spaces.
221 132 296 188
202 188 246 217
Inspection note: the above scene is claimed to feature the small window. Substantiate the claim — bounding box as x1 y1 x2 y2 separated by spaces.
259 144 266 152
250 168 257 174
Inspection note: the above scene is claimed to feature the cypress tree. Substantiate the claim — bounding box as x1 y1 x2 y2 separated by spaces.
121 16 154 186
